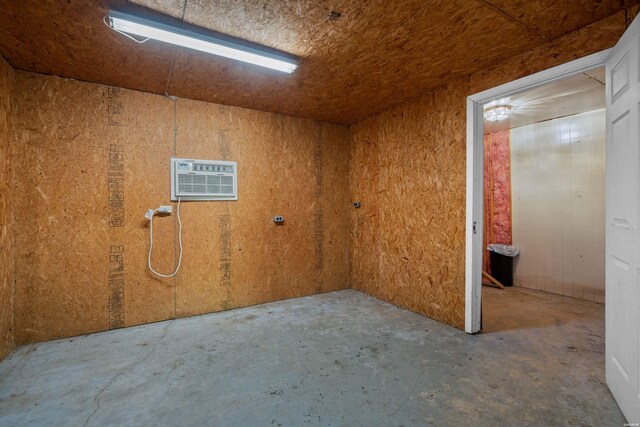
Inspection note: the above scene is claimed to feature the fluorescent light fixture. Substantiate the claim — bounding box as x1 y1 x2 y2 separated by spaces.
107 10 298 73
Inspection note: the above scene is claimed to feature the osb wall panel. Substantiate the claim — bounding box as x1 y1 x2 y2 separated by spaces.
12 73 350 345
350 11 627 330
173 101 350 316
0 55 14 361
351 85 468 328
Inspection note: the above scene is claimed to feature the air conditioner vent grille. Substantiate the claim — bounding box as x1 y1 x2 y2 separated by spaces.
171 158 237 201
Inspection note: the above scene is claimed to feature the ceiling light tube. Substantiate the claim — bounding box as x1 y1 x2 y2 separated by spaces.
107 10 298 73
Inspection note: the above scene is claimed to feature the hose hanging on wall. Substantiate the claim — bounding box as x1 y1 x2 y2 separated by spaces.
146 198 183 278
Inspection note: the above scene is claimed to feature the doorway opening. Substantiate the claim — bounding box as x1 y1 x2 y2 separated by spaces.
464 50 610 334
480 67 605 332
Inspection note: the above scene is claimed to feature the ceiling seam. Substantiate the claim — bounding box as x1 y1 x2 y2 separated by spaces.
583 72 604 86
164 0 188 96
476 0 547 40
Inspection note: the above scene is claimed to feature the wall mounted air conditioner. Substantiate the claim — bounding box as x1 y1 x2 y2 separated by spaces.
170 157 238 201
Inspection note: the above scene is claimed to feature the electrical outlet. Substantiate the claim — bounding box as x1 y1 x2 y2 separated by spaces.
157 205 173 214
273 216 284 224
353 201 361 208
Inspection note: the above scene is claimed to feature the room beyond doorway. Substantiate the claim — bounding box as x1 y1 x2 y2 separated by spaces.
464 50 610 334
482 67 605 308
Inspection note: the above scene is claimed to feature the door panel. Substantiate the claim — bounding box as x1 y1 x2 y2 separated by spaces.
606 14 640 423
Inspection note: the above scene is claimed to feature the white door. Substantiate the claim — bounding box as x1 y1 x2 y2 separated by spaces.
606 13 640 423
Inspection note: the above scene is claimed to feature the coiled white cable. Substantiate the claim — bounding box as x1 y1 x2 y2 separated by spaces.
148 198 183 278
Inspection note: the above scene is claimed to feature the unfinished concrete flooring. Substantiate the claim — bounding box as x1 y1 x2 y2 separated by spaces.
0 289 625 426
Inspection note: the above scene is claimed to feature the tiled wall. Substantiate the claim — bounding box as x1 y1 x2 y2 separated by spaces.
510 109 605 302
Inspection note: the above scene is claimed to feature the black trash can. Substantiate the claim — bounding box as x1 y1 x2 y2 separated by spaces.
488 244 520 287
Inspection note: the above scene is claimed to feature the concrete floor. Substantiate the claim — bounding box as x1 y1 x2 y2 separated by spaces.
0 288 625 426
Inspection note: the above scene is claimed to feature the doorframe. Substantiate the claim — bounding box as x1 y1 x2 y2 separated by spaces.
465 49 611 334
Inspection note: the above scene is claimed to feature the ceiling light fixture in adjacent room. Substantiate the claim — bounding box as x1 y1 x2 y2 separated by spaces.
483 104 512 122
106 10 299 73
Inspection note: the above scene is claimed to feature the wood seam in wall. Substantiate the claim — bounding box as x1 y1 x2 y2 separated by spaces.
0 53 15 360
9 63 15 354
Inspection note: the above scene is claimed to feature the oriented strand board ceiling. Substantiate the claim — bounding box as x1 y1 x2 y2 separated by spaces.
0 1 635 124
484 67 605 133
